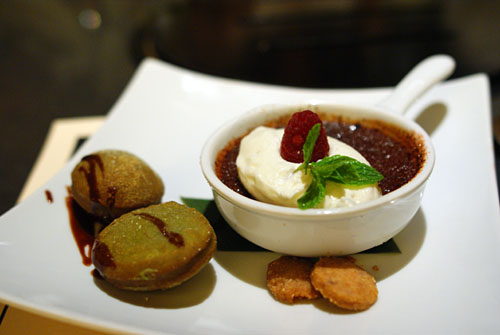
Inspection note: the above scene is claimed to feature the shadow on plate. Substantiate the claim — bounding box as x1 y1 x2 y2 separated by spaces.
215 251 277 289
215 209 427 288
93 264 216 308
353 209 427 281
415 102 447 136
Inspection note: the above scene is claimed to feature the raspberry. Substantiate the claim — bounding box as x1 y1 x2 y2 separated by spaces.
280 110 330 163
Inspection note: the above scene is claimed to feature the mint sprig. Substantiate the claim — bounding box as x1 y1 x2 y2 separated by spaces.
296 123 321 175
295 127 384 210
297 168 326 209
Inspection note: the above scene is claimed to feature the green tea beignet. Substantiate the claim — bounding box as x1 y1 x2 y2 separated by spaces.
92 202 216 291
71 150 164 220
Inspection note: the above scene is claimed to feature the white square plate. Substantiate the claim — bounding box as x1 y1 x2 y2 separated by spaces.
1 58 499 334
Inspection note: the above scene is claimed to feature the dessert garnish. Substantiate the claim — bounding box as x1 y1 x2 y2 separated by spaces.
266 255 378 311
235 110 383 209
266 256 319 304
280 110 329 163
291 113 384 209
310 256 378 311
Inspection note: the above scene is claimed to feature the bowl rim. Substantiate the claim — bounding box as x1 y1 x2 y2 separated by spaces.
200 102 435 220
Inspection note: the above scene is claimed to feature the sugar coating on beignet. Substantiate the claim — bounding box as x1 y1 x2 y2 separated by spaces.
92 201 216 291
71 150 164 220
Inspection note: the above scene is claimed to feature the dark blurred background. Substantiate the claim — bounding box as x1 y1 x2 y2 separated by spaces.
1 0 500 215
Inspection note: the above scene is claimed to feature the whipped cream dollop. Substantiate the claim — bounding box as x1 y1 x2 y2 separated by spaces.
236 126 381 208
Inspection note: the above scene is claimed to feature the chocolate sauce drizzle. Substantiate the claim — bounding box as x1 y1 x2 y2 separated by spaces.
65 187 95 266
78 154 119 216
45 190 53 203
92 240 116 268
134 213 185 247
78 154 104 202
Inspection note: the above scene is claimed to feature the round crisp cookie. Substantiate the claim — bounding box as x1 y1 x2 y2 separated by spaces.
92 201 216 291
267 256 320 304
311 256 377 311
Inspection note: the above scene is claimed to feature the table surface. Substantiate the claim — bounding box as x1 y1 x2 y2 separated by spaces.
1 1 500 333
0 116 107 334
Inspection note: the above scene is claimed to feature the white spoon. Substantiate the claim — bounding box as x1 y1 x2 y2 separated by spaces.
377 54 456 114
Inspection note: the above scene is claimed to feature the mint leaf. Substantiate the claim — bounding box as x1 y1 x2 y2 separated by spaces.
293 125 384 210
297 169 325 209
311 155 383 185
295 123 321 174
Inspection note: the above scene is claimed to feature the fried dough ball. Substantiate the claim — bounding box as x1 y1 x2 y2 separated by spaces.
92 202 216 291
71 150 164 220
266 256 320 304
310 256 378 311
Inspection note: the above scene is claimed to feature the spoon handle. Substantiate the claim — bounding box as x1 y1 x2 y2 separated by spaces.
377 54 455 114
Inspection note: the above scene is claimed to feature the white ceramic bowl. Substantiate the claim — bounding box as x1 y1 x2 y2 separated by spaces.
200 102 435 256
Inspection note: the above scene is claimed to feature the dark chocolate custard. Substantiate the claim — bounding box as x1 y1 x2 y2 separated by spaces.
215 113 425 197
